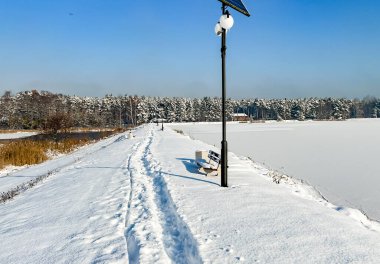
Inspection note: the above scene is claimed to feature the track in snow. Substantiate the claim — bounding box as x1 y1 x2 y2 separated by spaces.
124 128 202 263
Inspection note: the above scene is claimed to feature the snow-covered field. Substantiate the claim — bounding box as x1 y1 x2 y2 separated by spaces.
0 131 37 139
1 124 380 263
169 119 380 222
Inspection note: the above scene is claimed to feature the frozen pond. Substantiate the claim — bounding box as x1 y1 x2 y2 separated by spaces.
169 119 380 222
0 132 37 140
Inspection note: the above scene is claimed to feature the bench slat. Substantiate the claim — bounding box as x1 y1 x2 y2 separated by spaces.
208 150 221 164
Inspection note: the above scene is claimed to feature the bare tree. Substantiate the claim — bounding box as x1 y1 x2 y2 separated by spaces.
44 112 73 134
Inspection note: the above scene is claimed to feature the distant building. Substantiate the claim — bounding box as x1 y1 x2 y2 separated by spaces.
231 113 249 122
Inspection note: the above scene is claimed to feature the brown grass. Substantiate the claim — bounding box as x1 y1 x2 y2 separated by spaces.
0 138 89 169
0 128 123 170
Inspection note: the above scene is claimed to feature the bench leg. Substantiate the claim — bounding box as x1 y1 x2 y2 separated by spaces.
199 167 219 177
208 167 221 177
198 167 207 175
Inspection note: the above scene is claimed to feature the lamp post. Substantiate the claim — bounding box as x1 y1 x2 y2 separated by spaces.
158 107 164 131
215 0 250 187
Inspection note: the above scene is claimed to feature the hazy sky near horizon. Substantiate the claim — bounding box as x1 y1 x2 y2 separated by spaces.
0 0 379 99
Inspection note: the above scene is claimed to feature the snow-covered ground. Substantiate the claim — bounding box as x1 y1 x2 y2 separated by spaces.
170 119 380 222
0 131 37 139
1 124 380 263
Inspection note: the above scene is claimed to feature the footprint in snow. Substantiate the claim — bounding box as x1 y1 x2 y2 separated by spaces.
204 238 212 244
114 213 122 218
220 245 234 254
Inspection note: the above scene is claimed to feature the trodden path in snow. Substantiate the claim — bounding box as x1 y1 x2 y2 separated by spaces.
124 127 202 263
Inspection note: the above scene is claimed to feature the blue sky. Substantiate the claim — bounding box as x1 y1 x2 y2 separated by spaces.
0 0 379 98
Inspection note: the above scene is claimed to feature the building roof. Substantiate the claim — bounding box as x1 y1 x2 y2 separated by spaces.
232 113 248 117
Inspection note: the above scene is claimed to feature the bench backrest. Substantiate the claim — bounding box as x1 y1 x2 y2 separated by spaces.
208 150 221 164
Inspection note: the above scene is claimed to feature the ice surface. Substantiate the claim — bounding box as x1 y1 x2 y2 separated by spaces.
0 132 37 139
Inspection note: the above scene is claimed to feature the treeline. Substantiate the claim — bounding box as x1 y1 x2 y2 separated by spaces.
0 90 379 129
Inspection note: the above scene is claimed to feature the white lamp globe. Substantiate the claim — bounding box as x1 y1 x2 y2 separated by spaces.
215 22 222 36
219 14 234 30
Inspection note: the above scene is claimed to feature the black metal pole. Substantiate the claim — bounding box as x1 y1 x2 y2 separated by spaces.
221 4 228 187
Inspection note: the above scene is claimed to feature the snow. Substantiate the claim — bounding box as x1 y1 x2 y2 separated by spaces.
0 165 27 178
0 132 37 139
1 124 380 263
169 119 380 222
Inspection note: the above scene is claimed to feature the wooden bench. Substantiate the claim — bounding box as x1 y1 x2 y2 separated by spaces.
196 150 221 176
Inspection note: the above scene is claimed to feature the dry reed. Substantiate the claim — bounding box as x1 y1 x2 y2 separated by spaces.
0 138 89 169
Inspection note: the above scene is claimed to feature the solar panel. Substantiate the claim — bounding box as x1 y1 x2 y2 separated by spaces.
218 0 250 17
